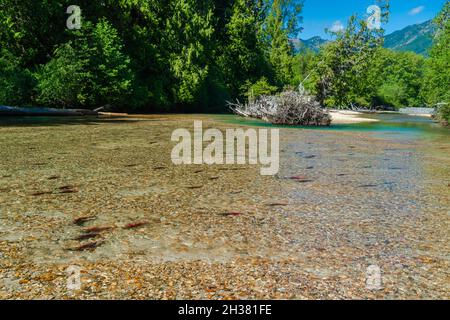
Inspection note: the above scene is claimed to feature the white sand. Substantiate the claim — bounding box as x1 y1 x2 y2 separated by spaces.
407 113 433 118
330 110 379 124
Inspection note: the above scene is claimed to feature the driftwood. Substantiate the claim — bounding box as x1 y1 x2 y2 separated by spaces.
0 105 98 117
228 90 331 126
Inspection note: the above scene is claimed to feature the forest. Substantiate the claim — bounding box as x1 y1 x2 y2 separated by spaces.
0 0 449 123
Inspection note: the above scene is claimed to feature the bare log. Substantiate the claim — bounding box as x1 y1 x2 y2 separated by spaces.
0 105 99 117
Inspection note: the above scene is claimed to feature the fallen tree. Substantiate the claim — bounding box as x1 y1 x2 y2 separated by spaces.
0 105 99 116
228 90 331 126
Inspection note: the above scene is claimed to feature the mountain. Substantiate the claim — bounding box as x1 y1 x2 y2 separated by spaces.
290 36 328 53
292 20 436 56
384 20 436 56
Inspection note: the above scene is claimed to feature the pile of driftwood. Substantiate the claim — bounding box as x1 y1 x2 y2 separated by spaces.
228 90 331 126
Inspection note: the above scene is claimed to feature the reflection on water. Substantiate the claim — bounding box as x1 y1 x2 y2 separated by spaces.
0 116 145 127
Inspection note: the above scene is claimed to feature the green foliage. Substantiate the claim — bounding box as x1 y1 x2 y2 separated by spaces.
291 49 319 93
368 49 425 108
263 0 302 86
89 20 136 108
436 103 450 125
290 0 432 111
6 0 448 116
35 20 136 108
0 0 306 110
421 1 450 107
0 49 34 106
217 0 267 98
242 77 279 101
35 42 92 108
313 0 389 108
296 46 427 110
376 83 408 108
0 0 65 67
165 0 214 106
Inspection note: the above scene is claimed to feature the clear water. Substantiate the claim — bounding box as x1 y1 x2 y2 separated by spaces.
216 113 450 141
0 113 448 299
0 113 449 141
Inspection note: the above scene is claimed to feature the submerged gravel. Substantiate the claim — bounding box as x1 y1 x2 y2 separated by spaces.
0 115 449 299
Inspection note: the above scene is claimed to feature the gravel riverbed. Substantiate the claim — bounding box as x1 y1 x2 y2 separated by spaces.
0 115 449 299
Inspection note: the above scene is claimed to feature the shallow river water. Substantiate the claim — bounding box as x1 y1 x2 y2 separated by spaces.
0 114 448 299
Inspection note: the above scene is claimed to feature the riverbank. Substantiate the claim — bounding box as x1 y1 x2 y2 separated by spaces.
330 110 379 124
0 115 449 299
0 105 431 125
108 110 381 125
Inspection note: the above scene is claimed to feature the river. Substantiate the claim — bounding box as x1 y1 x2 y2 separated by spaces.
0 114 448 299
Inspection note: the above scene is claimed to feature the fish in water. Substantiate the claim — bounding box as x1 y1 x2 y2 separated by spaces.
83 226 114 233
73 232 100 241
30 191 53 196
289 176 313 183
185 185 203 189
123 221 149 229
73 215 96 226
59 185 78 190
266 202 289 207
59 189 78 194
58 185 79 193
67 241 104 252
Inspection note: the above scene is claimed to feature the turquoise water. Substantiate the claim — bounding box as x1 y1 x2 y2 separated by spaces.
1 113 449 141
215 113 450 141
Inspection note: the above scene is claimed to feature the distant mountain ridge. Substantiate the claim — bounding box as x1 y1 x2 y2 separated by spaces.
383 20 435 56
291 20 436 56
290 36 328 53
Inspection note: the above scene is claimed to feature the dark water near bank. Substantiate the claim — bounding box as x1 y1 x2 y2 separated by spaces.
0 116 139 127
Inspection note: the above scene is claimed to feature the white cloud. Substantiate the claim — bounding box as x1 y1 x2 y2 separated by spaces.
330 20 344 33
409 6 425 16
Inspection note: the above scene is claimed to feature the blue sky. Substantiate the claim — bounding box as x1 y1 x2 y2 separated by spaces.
299 0 447 39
